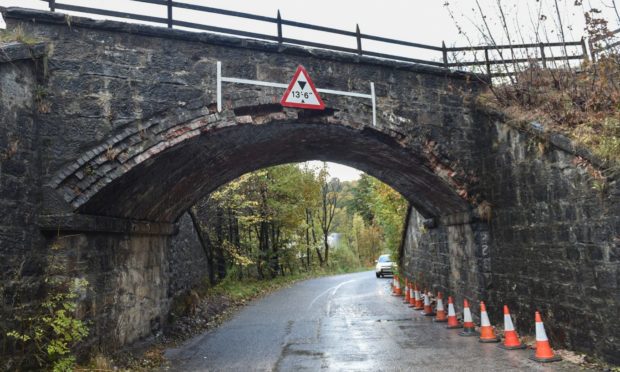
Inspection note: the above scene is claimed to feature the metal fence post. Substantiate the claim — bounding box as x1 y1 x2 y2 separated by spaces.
277 10 283 44
580 37 588 62
539 43 547 68
167 0 173 29
588 38 597 63
484 47 491 76
49 0 56 12
356 24 362 55
442 41 448 68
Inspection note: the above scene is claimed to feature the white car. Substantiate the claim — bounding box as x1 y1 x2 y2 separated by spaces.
375 254 396 278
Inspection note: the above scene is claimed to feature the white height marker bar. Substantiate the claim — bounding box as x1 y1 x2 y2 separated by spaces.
370 82 376 127
216 61 377 125
222 77 288 89
316 88 372 99
216 61 222 112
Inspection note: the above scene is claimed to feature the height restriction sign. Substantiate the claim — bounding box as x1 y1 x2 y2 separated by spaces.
280 65 325 110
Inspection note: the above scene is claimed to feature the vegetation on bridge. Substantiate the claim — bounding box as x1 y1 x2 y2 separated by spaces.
447 0 619 176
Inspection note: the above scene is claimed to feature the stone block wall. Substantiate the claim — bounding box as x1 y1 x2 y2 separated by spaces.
401 113 620 363
38 230 171 352
400 209 491 323
480 116 619 364
0 43 47 358
0 41 212 361
167 212 210 295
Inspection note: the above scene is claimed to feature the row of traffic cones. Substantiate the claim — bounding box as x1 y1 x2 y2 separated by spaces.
392 278 561 363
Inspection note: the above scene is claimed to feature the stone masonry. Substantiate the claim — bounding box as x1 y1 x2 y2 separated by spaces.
401 109 620 363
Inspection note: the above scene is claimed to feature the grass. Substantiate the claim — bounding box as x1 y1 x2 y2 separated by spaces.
479 55 620 171
573 116 620 165
0 25 40 45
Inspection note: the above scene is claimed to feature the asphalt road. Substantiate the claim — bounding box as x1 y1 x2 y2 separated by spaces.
164 271 583 371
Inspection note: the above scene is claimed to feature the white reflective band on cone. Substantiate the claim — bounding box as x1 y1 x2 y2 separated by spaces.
436 299 444 311
481 311 491 326
423 294 430 305
415 291 420 300
448 303 456 316
409 287 414 297
535 322 549 341
463 307 473 322
504 314 515 331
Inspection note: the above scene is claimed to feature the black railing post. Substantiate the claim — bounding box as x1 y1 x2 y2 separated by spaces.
356 24 362 55
580 37 588 61
539 43 547 68
442 41 448 68
49 0 56 12
277 10 283 44
167 0 173 29
484 47 491 76
588 38 597 63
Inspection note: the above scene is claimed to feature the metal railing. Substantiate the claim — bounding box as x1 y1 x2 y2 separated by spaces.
41 0 614 77
590 27 620 61
43 0 446 67
447 40 588 77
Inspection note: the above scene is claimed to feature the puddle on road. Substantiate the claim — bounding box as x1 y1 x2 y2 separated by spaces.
375 317 421 322
282 348 325 358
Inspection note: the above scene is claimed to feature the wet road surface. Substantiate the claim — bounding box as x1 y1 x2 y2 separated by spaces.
164 271 582 371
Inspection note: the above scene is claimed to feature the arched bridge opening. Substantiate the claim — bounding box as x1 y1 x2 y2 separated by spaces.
57 114 470 223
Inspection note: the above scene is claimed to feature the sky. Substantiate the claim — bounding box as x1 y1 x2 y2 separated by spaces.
1 0 618 181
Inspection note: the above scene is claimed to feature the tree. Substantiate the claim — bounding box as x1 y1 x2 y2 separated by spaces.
350 174 375 224
317 166 341 266
190 162 407 280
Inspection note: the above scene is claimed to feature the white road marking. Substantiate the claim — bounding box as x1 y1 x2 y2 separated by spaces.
308 279 357 310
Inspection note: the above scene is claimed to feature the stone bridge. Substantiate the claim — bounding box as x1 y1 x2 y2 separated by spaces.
0 7 618 364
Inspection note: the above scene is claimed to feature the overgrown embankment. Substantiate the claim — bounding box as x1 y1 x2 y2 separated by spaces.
479 56 620 173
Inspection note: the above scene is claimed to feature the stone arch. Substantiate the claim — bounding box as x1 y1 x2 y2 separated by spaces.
48 107 471 223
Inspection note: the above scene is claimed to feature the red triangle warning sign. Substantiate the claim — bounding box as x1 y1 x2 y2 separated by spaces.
280 65 325 110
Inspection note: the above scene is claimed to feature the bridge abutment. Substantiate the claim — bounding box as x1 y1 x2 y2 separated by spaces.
401 113 620 363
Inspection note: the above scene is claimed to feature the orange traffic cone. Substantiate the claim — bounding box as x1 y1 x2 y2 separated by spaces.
446 296 462 329
478 301 500 343
498 305 526 349
392 275 402 296
459 299 478 336
408 284 416 307
433 292 448 322
413 285 424 309
404 281 411 303
391 276 396 292
530 311 562 363
421 291 435 316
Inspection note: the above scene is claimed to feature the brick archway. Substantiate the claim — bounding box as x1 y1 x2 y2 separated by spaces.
50 109 470 222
